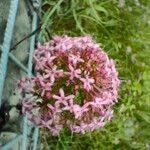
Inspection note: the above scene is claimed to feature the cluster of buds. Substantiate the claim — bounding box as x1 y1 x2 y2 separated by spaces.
18 36 120 135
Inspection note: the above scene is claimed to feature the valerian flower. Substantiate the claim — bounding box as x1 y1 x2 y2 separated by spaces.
67 64 81 80
80 75 95 91
43 65 63 83
18 35 120 135
68 54 84 66
53 88 75 106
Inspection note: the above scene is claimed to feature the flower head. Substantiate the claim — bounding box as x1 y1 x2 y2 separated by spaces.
18 35 120 135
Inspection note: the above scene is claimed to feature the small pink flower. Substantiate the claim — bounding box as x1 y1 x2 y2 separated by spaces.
41 119 53 129
73 105 82 119
17 77 27 89
81 36 92 43
62 99 82 119
21 98 35 114
53 88 75 106
68 54 84 66
31 115 41 125
18 77 34 92
41 82 52 97
62 99 74 112
47 103 62 114
80 75 95 91
33 54 47 70
34 75 45 89
44 66 63 83
66 64 81 80
89 118 105 131
45 52 56 66
50 124 63 136
90 95 112 107
79 123 88 134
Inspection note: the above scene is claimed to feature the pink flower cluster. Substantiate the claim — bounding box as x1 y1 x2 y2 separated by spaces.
18 36 120 135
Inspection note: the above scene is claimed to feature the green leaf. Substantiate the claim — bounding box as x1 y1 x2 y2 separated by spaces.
103 19 117 27
94 5 108 16
136 111 150 124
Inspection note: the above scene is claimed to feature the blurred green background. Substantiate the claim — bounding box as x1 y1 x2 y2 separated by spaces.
39 0 150 149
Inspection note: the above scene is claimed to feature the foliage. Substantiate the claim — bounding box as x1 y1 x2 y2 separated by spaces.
39 0 150 149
